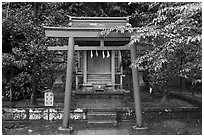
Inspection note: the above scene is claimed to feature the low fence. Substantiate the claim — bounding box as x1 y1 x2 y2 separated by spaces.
2 106 200 121
2 108 86 121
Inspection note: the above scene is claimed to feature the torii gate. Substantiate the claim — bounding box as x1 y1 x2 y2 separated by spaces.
44 17 150 131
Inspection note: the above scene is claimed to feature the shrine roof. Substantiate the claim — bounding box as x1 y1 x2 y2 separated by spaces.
44 26 109 31
70 16 129 20
70 16 129 28
43 16 132 39
43 26 131 38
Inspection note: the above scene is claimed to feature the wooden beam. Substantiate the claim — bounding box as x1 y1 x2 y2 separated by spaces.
75 45 152 51
47 46 69 51
76 46 130 51
100 40 104 47
129 43 153 50
75 45 130 51
75 37 130 41
44 26 131 38
47 44 152 51
47 45 130 51
44 28 99 38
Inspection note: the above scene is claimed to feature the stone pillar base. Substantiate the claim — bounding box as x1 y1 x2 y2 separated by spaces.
132 125 148 130
58 126 73 134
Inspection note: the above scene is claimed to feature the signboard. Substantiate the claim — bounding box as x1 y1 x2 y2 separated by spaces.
44 91 54 106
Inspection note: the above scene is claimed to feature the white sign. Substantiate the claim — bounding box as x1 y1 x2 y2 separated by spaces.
44 91 54 106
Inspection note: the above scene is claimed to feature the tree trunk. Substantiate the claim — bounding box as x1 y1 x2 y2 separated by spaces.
31 56 37 105
31 2 38 105
9 63 14 102
160 81 169 102
9 88 12 102
161 89 169 102
161 50 169 103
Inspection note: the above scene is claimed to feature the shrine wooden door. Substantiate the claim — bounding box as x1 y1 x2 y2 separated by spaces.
87 50 111 74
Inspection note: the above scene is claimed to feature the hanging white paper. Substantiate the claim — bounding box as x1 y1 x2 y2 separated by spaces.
102 50 105 58
91 50 93 58
96 50 98 57
107 50 110 58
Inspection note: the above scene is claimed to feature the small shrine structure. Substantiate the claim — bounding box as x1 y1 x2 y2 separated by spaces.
44 16 150 130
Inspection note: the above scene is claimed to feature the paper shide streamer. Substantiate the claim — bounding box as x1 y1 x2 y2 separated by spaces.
96 50 98 57
107 50 110 58
102 50 105 58
91 50 93 58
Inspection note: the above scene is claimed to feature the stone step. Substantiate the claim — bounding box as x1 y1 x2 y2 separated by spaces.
88 76 111 79
87 80 111 82
88 79 111 82
87 119 117 125
74 94 122 99
87 77 111 79
87 74 111 82
88 78 111 81
87 111 116 116
87 74 111 77
87 111 117 120
87 111 117 126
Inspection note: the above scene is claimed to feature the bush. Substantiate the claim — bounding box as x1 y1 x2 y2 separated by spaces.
3 72 32 101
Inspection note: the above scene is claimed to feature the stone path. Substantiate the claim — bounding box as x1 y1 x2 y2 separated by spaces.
77 129 130 135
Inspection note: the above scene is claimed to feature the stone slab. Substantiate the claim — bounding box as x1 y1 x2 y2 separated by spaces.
77 129 130 135
2 108 86 121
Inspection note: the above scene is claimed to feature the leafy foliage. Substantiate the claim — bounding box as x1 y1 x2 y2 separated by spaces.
2 2 51 100
130 2 202 92
3 72 31 100
101 2 202 94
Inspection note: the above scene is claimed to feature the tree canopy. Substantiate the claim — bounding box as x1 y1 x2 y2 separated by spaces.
131 2 202 85
102 2 201 91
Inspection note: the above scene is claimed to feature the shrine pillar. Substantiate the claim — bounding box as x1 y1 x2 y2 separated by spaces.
62 37 74 129
130 44 143 128
83 51 87 85
111 51 115 89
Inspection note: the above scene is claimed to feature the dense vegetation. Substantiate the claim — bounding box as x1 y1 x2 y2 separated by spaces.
2 2 201 102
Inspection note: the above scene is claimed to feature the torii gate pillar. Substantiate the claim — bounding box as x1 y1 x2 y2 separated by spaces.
130 44 143 128
61 37 74 130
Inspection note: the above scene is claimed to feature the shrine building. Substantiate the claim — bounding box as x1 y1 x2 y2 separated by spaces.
44 16 150 130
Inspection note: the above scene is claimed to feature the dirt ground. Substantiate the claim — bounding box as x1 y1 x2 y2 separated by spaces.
2 110 202 135
2 92 202 135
